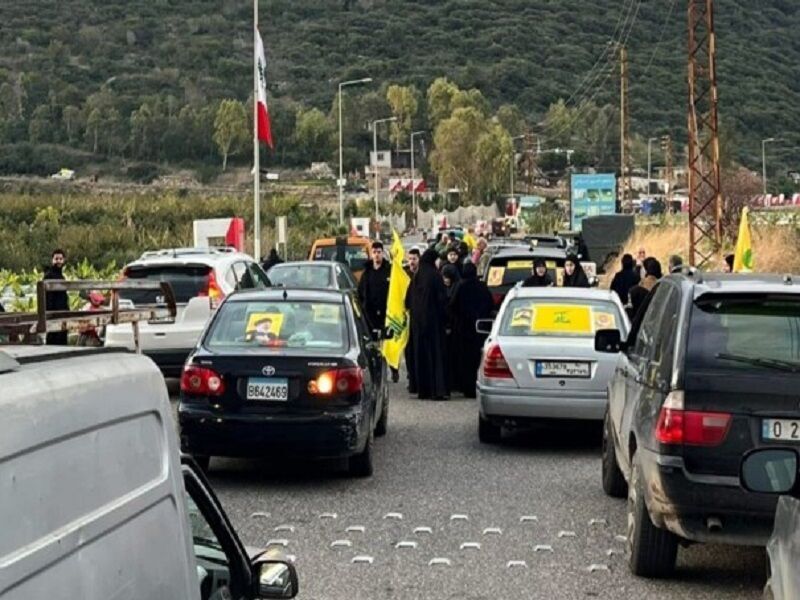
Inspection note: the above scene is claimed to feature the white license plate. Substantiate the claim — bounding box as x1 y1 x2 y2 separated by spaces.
762 419 800 442
247 377 289 401
535 361 591 378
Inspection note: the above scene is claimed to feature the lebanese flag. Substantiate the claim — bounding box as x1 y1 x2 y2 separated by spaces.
255 29 274 149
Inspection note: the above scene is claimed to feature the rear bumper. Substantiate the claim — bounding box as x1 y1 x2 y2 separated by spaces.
639 446 778 545
478 383 606 421
178 403 369 459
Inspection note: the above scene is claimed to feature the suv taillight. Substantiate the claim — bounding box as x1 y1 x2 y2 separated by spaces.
181 366 225 397
654 391 732 446
483 344 513 379
308 368 364 395
198 270 224 307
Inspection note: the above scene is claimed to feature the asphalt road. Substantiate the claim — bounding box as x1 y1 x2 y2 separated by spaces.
190 380 766 600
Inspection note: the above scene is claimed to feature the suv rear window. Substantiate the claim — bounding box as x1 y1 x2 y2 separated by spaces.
122 265 210 304
312 245 368 272
486 256 566 287
499 298 621 338
687 295 800 371
205 301 347 351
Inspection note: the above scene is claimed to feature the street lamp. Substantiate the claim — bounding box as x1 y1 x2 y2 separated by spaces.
510 135 525 200
371 117 397 226
647 137 657 198
338 77 373 225
762 137 781 196
410 130 426 230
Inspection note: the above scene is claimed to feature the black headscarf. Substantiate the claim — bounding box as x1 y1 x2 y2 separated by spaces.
562 253 590 288
408 249 447 333
610 253 640 304
522 258 553 287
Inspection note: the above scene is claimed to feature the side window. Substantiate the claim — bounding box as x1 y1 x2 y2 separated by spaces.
246 262 271 288
336 265 351 290
349 296 371 343
631 284 669 361
229 262 249 290
653 287 681 384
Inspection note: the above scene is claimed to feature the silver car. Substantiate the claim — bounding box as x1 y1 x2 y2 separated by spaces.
477 287 629 443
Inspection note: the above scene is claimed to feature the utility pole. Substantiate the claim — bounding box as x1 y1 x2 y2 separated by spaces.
410 130 425 230
510 134 525 200
337 78 372 226
619 45 632 211
660 135 674 206
371 117 397 227
647 137 657 198
761 137 780 196
687 0 722 267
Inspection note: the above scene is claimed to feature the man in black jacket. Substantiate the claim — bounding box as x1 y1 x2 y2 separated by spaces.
357 241 397 381
43 249 69 345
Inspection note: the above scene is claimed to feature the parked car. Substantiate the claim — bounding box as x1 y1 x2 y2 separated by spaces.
596 272 800 577
476 287 629 443
740 448 800 600
267 261 357 292
105 247 270 376
179 288 389 476
308 236 373 281
0 345 297 600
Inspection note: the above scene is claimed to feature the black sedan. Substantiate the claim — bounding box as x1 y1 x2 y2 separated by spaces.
178 288 389 477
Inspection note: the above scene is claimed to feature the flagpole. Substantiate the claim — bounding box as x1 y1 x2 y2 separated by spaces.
253 0 261 262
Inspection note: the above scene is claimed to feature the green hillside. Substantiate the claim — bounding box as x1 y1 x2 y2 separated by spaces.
0 0 797 185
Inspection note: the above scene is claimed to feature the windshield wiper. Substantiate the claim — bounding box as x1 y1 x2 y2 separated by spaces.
193 535 223 551
716 352 800 373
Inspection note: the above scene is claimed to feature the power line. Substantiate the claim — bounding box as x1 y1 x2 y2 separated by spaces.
641 0 679 77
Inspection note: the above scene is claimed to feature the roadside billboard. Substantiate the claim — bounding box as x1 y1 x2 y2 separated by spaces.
570 174 617 230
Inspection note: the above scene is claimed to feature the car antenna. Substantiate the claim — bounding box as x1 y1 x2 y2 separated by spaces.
282 289 288 300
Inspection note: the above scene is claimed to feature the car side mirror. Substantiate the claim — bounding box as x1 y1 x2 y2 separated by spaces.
595 329 622 353
740 449 798 495
475 319 493 335
252 558 298 598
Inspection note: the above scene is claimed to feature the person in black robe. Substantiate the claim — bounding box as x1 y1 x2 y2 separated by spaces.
404 248 421 394
448 262 494 398
562 253 590 288
261 248 283 271
406 248 449 400
522 258 554 287
43 249 69 345
610 253 640 305
441 264 460 394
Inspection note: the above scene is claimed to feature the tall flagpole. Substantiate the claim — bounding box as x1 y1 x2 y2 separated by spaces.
253 0 261 262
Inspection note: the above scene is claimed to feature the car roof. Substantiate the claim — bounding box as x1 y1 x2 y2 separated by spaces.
127 247 253 267
668 272 800 299
227 288 347 303
268 261 338 269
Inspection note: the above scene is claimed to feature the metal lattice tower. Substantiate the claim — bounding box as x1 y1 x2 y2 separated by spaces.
619 45 633 211
687 0 722 267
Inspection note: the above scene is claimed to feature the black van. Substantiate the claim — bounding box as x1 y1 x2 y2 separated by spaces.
595 271 800 577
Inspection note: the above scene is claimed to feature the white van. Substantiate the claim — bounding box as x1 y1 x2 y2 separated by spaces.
0 346 297 600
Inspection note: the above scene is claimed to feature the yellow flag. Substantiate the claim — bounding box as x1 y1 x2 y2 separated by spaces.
381 230 411 369
463 231 477 250
733 207 754 272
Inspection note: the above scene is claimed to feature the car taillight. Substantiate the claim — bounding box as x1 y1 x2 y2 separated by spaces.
483 343 513 379
654 391 732 446
199 270 224 308
308 368 363 395
181 366 225 397
492 292 504 306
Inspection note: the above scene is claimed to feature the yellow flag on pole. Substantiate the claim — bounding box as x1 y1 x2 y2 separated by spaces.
381 230 411 369
733 207 754 273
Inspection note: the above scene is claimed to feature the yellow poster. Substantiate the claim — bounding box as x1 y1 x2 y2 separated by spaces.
245 313 284 341
593 311 617 330
313 304 340 324
507 260 532 270
545 261 556 269
532 305 592 335
487 267 505 287
510 306 534 328
555 268 564 287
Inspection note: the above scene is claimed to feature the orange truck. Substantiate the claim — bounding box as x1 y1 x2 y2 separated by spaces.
308 236 373 281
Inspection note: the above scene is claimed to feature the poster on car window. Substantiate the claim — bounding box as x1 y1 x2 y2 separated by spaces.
532 305 592 335
487 267 505 287
245 313 284 341
312 304 340 324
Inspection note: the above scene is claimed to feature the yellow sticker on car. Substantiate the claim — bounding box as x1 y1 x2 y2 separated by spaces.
487 266 505 287
510 306 534 328
245 313 284 341
532 305 592 334
507 260 533 270
313 304 341 324
593 311 617 330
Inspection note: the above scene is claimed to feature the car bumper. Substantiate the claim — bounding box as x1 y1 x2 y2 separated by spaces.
178 404 369 459
639 447 778 545
477 383 606 422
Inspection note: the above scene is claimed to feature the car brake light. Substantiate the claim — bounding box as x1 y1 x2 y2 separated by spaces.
492 292 504 306
654 391 732 446
199 270 224 308
308 368 363 395
181 366 225 397
483 343 513 379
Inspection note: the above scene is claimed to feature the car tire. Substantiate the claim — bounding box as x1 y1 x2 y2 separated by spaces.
602 412 628 498
349 431 374 478
627 452 678 578
478 415 502 444
193 455 211 473
375 394 389 437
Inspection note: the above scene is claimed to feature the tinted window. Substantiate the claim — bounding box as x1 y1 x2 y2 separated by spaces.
313 245 368 272
268 264 333 288
651 286 681 383
631 284 670 360
122 265 210 304
336 265 354 290
486 255 566 288
206 300 347 350
687 295 800 370
499 298 622 338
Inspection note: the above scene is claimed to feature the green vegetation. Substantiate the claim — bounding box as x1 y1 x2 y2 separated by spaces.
0 0 797 187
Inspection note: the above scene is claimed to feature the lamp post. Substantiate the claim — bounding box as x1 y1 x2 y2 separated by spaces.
371 117 397 226
510 134 525 201
337 77 372 226
647 137 657 198
410 130 426 230
761 137 780 196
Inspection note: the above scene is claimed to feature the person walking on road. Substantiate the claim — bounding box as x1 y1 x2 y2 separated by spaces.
43 249 69 345
610 253 640 305
522 258 554 287
626 257 663 320
668 255 684 274
358 241 398 382
262 248 283 271
562 254 590 288
442 263 461 394
448 262 494 398
404 248 421 394
406 248 449 400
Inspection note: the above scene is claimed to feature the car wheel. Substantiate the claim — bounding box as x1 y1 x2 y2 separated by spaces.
478 414 502 444
375 394 389 437
193 455 211 473
627 452 678 578
349 431 374 478
602 411 628 498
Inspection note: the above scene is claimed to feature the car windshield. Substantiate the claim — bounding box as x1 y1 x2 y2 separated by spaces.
120 265 210 304
205 300 348 351
486 255 566 288
268 264 333 289
313 244 368 272
687 295 800 370
499 297 621 338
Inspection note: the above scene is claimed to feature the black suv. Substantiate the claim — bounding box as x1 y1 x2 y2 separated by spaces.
595 272 800 577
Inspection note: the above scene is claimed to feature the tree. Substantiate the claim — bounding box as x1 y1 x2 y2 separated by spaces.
475 122 513 201
426 77 459 129
386 84 418 149
213 99 248 171
294 107 334 164
62 105 83 143
28 105 52 143
495 104 526 137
